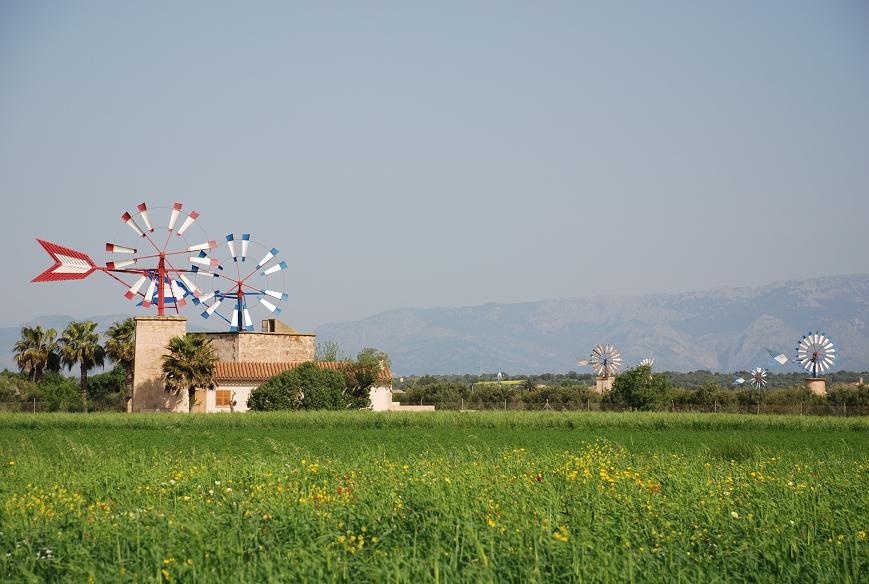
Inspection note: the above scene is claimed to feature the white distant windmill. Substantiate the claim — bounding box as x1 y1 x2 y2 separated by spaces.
796 332 836 377
639 358 655 369
578 344 622 392
748 367 768 389
795 331 836 395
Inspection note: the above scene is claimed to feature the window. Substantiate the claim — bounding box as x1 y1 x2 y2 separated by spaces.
216 389 233 407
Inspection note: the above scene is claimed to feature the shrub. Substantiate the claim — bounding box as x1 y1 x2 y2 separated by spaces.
248 362 349 411
827 383 869 406
37 372 82 412
607 365 670 411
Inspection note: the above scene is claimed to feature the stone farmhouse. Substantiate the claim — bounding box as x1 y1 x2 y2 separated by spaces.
130 316 429 412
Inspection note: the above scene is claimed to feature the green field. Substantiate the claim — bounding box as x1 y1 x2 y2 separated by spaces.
0 412 866 582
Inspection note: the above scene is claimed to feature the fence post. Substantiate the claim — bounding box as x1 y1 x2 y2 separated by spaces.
504 399 507 411
33 397 36 413
461 397 464 411
757 403 760 415
799 402 802 416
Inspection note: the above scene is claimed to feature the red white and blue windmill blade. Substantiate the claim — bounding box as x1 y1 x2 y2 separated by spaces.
587 344 622 377
106 202 215 313
192 233 289 331
795 331 836 378
33 202 212 317
748 367 768 389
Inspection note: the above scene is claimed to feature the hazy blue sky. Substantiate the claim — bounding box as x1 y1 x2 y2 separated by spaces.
2 1 868 332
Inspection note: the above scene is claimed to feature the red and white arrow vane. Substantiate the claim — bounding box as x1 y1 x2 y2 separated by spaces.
31 239 100 282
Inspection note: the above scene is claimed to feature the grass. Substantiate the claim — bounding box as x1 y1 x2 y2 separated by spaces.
0 412 866 582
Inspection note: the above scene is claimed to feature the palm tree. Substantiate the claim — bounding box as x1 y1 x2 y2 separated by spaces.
13 325 61 382
104 318 136 398
161 334 218 413
59 321 106 413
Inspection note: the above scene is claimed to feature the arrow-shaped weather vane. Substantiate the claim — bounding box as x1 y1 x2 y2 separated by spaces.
31 240 99 282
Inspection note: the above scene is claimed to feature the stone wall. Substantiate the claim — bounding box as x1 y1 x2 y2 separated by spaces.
203 331 315 363
805 377 827 396
594 376 614 393
131 316 188 412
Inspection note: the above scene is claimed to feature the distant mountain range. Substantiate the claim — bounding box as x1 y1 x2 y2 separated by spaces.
315 274 869 375
4 275 868 376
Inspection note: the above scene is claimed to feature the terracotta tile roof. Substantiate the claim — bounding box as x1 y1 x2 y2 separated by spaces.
214 361 392 383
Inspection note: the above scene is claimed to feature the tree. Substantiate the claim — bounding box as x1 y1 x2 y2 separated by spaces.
342 348 391 408
13 325 61 382
315 340 342 362
59 321 105 412
104 318 136 398
87 366 128 411
161 334 218 413
607 365 670 411
247 362 347 411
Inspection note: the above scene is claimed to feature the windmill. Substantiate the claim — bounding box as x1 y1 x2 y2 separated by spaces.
32 202 289 330
748 367 768 389
578 344 622 392
795 331 836 395
639 358 655 369
191 233 289 332
34 202 209 316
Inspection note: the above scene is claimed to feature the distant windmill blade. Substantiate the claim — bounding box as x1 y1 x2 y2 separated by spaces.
576 359 590 367
639 358 654 369
795 331 836 378
748 367 768 389
766 349 789 366
588 344 622 377
731 377 745 387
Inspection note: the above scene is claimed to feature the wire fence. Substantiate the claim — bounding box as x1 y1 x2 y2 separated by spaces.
0 401 124 414
395 399 869 417
1 400 867 417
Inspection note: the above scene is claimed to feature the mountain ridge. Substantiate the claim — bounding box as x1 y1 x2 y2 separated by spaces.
314 274 869 375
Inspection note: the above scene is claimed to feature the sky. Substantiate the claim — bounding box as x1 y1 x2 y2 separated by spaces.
1 1 868 333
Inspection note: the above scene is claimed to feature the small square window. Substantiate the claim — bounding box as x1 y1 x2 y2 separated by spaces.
216 389 233 407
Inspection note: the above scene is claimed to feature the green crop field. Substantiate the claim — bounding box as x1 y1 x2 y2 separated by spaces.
0 412 866 582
